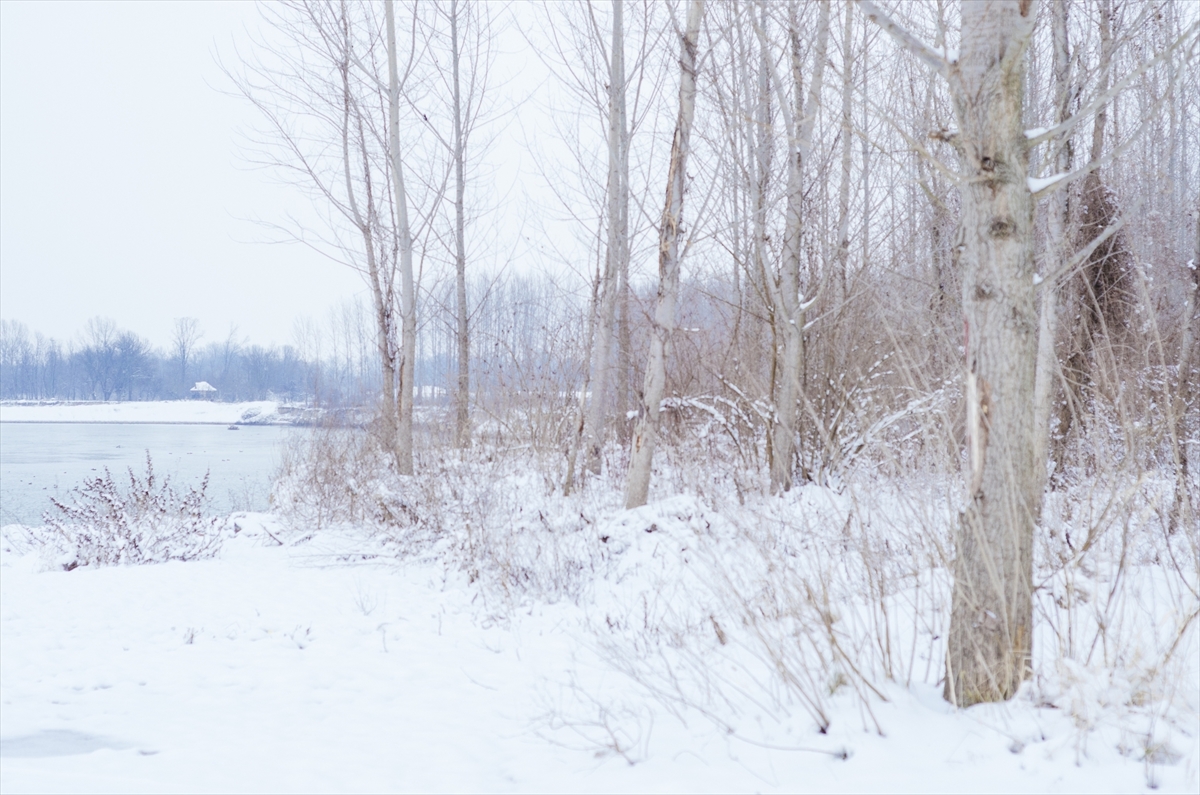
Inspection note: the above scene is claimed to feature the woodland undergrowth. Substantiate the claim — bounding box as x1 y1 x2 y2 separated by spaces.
269 391 1198 777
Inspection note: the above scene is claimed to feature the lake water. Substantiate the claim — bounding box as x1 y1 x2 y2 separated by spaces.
0 424 296 527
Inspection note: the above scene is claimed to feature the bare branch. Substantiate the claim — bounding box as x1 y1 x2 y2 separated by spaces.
855 0 948 77
1025 20 1199 150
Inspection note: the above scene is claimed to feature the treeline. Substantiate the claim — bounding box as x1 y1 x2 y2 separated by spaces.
0 317 309 403
0 276 596 409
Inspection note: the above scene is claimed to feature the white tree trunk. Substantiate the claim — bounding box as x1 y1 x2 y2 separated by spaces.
624 0 704 509
770 0 829 495
452 0 470 449
386 0 417 476
835 3 855 302
583 0 628 475
1032 0 1072 490
944 0 1039 707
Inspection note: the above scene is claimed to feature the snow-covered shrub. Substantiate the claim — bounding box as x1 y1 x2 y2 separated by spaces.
274 421 612 603
40 452 222 569
273 423 428 542
582 482 954 740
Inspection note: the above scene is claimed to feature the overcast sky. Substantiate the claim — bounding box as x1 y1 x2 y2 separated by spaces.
0 1 371 349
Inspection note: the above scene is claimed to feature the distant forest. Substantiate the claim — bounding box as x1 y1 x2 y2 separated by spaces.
0 275 584 408
0 316 316 404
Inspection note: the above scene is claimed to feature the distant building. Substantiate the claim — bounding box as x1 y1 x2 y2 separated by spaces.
190 381 217 401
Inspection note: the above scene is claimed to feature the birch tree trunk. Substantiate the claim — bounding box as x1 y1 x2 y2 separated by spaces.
944 0 1039 706
386 0 417 476
624 0 704 509
770 0 828 495
583 0 628 475
451 0 470 449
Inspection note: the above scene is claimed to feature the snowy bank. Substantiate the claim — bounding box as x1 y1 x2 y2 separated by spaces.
0 401 297 426
2 427 1195 793
1 512 1195 793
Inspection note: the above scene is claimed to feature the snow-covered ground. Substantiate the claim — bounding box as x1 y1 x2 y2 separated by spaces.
0 401 285 425
2 507 1196 793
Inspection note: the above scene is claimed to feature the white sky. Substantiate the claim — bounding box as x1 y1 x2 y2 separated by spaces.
0 1 375 349
0 1 665 352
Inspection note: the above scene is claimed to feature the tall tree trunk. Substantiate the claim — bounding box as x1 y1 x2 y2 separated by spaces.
452 0 470 448
944 0 1039 707
337 4 398 467
1033 0 1072 491
583 0 629 475
624 0 704 509
770 0 829 494
386 0 417 476
835 2 854 303
753 4 777 479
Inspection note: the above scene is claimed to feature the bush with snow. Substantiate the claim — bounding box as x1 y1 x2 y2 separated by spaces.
37 452 222 569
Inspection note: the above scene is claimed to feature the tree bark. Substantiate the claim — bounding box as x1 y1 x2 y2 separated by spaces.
452 0 470 449
1033 0 1072 491
835 3 854 303
770 0 828 494
386 0 417 475
583 0 629 475
624 0 704 509
944 0 1039 707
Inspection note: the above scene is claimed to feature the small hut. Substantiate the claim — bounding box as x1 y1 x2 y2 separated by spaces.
190 381 217 401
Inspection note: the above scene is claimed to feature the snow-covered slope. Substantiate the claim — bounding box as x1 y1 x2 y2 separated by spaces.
2 513 1194 793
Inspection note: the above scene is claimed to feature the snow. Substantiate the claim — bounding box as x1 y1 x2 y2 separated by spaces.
0 401 285 425
2 501 1195 793
1028 173 1069 193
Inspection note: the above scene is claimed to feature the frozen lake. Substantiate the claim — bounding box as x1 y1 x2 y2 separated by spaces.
0 423 294 527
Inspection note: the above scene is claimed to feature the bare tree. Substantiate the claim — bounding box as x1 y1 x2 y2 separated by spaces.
582 0 631 476
171 317 204 394
385 0 419 474
860 0 1040 705
230 0 439 473
945 0 1040 707
80 317 120 401
625 0 705 509
449 0 471 449
762 0 830 494
418 0 497 449
1032 0 1072 491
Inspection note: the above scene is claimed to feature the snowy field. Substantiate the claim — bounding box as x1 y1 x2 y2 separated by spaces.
2 495 1196 794
0 401 284 426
